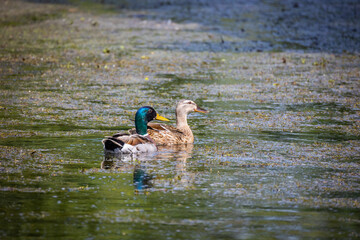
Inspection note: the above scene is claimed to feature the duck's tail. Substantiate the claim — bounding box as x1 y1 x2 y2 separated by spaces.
102 137 125 152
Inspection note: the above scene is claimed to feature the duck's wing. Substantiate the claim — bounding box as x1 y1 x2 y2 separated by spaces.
147 123 192 145
103 132 156 153
125 134 157 153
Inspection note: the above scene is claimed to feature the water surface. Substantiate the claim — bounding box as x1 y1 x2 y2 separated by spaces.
1 0 359 239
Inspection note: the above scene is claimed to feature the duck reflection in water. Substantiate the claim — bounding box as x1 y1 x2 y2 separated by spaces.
133 165 154 190
101 144 194 190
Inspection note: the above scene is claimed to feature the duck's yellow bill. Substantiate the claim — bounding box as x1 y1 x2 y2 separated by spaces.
155 114 169 121
194 107 209 113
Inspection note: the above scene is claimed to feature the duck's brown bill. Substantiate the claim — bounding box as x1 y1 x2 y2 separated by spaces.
155 113 170 121
195 106 209 113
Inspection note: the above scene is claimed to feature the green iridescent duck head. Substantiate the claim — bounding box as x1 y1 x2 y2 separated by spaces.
135 106 169 135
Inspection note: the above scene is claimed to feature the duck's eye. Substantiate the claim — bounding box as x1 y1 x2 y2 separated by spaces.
148 109 153 113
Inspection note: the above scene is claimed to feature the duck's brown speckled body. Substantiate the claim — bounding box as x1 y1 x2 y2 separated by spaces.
129 100 208 145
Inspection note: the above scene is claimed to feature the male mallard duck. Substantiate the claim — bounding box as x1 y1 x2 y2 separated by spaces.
129 100 208 145
102 106 169 154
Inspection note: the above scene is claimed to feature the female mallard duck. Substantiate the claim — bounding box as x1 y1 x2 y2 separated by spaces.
102 106 169 154
129 100 208 145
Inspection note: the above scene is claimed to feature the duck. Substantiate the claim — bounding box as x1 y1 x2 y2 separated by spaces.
129 100 208 145
102 106 169 154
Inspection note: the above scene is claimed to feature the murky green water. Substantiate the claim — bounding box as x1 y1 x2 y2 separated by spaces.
1 0 360 239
